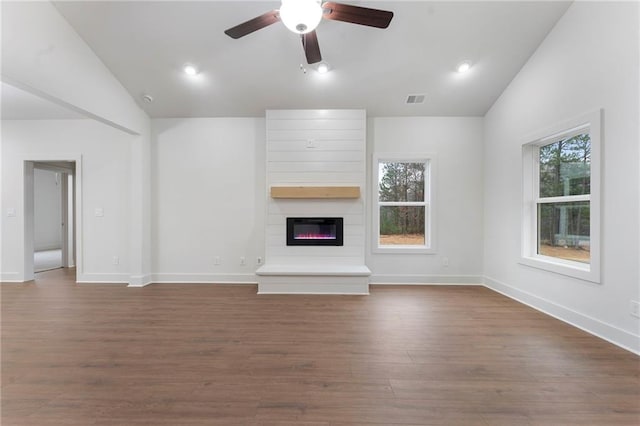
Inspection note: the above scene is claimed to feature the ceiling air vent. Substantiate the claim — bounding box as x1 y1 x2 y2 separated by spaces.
406 94 426 104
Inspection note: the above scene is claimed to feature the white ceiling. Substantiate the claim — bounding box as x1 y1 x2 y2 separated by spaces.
6 1 573 119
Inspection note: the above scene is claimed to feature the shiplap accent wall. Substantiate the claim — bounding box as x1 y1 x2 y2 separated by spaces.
265 110 366 266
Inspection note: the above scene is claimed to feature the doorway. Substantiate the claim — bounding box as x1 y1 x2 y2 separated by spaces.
25 160 78 280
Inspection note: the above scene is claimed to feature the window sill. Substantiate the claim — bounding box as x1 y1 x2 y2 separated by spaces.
519 255 600 283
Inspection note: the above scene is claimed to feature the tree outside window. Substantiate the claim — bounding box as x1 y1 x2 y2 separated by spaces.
377 160 429 248
537 134 591 264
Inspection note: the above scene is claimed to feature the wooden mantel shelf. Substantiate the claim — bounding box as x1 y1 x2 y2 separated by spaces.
271 186 360 199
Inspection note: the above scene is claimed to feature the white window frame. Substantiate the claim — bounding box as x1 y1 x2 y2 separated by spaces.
372 153 436 254
520 110 601 283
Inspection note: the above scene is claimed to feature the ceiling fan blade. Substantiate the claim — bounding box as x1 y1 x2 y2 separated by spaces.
322 2 393 28
224 10 280 39
302 30 322 64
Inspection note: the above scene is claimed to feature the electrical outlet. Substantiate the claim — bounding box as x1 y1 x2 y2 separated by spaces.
442 257 449 267
631 300 640 318
112 256 119 265
213 256 220 266
257 256 263 265
240 257 246 266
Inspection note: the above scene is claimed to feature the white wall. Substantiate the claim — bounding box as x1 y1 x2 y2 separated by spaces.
265 110 366 267
483 1 639 352
34 168 62 251
151 118 265 282
151 114 482 286
367 117 484 284
1 119 134 282
127 123 152 286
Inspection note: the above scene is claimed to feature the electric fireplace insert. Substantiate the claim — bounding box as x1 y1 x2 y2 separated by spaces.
286 217 344 246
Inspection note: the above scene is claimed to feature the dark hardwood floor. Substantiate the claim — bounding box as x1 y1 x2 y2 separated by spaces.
2 268 638 425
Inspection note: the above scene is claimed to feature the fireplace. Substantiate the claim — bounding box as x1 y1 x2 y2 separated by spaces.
286 217 344 246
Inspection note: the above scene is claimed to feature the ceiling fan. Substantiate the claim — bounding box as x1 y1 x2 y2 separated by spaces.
224 0 394 64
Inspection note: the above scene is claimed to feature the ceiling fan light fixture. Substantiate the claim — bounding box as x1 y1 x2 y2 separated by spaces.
279 0 323 34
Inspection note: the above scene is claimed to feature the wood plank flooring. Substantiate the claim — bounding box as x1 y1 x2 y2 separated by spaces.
2 268 639 425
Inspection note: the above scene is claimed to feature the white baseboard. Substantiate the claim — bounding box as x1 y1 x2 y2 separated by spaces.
370 274 483 285
0 271 483 286
150 273 258 284
1 272 24 282
484 276 640 355
128 274 153 287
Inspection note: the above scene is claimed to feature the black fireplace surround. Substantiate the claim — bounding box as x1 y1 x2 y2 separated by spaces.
286 217 344 246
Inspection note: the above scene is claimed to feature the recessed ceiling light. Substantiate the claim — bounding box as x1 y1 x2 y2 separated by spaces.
456 61 472 74
183 64 198 76
317 63 330 74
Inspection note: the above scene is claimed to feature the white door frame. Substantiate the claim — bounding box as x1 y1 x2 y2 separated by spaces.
63 173 76 268
24 155 82 281
60 172 69 268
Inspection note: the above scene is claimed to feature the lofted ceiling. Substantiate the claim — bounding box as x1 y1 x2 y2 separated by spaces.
4 1 572 119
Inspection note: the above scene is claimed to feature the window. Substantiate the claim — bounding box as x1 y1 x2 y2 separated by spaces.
373 154 435 253
521 110 601 282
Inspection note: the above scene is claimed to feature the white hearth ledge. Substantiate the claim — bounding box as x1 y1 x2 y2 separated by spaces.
256 264 371 295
